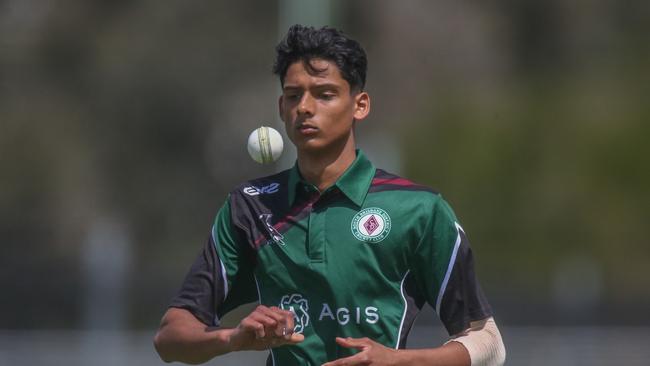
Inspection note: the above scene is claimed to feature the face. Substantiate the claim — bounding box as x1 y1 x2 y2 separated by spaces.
279 58 369 154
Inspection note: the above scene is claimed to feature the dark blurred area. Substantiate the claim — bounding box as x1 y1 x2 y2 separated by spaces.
1 0 649 336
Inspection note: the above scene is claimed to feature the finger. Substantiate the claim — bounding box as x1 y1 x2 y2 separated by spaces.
261 307 291 337
261 306 288 323
249 313 285 339
269 306 294 319
282 309 295 336
268 307 295 330
322 352 367 366
253 305 285 326
249 312 279 328
287 332 304 344
335 337 370 349
269 332 305 348
258 307 292 336
240 318 266 339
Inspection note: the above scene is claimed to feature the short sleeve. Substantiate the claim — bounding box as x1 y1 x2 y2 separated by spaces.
411 196 492 335
169 197 257 326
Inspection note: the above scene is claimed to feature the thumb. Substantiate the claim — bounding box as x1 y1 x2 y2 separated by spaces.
271 332 304 349
335 337 368 349
286 332 305 344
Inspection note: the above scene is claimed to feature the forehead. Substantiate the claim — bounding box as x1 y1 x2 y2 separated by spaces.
283 58 348 88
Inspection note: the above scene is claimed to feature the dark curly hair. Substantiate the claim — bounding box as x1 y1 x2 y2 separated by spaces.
273 24 367 92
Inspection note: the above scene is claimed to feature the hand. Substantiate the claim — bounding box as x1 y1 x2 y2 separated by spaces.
229 305 304 351
322 337 398 366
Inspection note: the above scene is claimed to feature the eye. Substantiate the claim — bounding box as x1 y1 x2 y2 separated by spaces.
284 93 301 102
319 92 336 101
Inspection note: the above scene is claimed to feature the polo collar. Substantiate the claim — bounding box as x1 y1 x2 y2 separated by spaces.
288 149 375 207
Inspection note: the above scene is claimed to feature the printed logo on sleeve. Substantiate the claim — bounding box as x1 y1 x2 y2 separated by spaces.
351 207 391 243
243 182 280 196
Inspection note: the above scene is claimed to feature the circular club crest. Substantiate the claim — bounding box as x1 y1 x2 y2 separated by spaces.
351 207 391 243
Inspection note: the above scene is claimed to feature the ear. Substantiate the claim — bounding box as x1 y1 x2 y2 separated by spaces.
278 95 284 121
353 92 370 121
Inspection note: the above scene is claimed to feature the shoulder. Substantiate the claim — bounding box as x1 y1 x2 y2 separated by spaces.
225 169 293 230
213 169 290 226
370 168 438 199
229 169 292 200
369 168 456 218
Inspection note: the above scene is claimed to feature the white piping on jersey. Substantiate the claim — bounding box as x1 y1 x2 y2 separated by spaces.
211 228 229 300
395 270 411 349
253 274 262 302
254 274 276 366
435 222 464 315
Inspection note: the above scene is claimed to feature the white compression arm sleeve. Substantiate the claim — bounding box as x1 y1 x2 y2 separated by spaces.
447 317 506 366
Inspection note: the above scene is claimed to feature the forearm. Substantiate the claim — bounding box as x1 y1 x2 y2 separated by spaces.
393 341 470 366
154 305 303 364
393 317 505 366
154 309 236 364
446 317 506 366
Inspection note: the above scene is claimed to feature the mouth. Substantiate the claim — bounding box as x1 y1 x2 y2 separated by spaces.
297 123 318 135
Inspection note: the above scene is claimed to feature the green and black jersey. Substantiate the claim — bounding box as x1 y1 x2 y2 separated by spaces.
170 150 492 365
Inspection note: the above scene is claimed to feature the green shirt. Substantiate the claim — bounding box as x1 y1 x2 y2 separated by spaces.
170 150 492 365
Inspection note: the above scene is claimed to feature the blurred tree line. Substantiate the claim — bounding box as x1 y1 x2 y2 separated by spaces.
1 0 648 329
400 1 650 324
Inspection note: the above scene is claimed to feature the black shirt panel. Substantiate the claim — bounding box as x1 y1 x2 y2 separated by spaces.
438 230 493 335
169 235 221 326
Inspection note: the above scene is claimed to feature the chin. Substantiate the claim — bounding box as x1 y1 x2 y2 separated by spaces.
294 139 329 153
296 143 323 154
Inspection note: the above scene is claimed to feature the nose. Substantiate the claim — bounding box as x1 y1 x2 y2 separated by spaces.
297 93 314 116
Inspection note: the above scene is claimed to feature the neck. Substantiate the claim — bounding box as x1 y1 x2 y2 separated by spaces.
297 132 356 192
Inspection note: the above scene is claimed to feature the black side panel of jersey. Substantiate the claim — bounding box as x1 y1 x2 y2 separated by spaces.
397 272 426 349
439 230 492 335
169 235 223 326
229 170 292 252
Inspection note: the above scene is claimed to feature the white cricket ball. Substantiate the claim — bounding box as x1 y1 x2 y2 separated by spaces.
247 126 284 164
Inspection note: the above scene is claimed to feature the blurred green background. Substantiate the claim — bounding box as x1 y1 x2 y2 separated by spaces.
1 0 649 349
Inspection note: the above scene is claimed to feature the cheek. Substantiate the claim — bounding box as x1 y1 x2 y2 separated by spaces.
281 104 297 123
331 102 356 124
281 116 297 142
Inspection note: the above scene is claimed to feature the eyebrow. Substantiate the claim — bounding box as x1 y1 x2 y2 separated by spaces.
283 83 341 92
